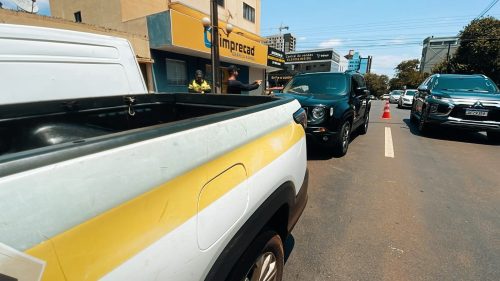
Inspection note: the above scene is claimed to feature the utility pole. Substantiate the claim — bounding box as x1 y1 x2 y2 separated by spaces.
210 0 221 93
446 42 451 74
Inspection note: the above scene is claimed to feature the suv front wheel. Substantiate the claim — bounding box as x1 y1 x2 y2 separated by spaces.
418 108 430 135
333 120 351 156
487 131 500 143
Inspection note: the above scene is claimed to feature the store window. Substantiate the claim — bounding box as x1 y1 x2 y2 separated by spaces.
166 59 187 86
243 3 255 23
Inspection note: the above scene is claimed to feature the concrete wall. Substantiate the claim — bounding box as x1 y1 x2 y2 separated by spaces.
248 67 265 95
50 0 148 37
0 9 151 60
120 0 169 22
421 45 458 74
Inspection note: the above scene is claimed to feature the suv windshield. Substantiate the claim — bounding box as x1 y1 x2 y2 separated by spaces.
434 77 499 93
283 74 347 95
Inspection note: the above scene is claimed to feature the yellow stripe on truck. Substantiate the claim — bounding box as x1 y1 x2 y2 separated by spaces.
26 122 305 281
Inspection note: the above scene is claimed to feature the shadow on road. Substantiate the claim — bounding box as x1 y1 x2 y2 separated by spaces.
403 118 499 146
306 130 362 160
284 234 295 263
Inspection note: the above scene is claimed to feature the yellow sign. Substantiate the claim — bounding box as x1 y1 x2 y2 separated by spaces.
170 9 267 66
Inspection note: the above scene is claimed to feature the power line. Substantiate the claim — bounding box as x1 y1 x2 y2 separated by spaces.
261 13 500 33
476 0 500 19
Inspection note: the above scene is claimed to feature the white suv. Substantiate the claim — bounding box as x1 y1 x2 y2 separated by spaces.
398 89 417 108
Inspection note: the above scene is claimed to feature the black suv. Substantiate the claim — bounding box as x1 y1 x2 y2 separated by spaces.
278 71 371 156
411 74 500 142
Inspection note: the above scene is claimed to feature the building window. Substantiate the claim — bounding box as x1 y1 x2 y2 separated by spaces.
243 3 255 23
217 0 224 7
166 59 187 86
74 11 82 23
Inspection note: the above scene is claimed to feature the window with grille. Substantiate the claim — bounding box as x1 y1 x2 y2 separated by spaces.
166 59 187 86
243 3 255 23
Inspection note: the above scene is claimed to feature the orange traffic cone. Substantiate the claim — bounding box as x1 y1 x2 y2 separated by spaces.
381 101 391 119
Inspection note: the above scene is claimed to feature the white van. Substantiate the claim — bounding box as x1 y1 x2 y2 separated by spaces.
0 24 148 105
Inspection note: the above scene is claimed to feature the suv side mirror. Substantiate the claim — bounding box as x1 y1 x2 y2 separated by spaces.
355 87 368 96
418 85 429 93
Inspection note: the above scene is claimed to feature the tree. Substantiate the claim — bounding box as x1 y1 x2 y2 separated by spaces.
392 59 428 89
364 73 389 97
440 17 500 83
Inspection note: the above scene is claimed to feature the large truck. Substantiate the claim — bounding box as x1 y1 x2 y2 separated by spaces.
0 25 308 281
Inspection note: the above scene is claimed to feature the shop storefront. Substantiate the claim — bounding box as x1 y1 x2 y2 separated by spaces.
147 3 269 94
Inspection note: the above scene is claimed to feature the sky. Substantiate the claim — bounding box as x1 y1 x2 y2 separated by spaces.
261 0 500 77
1 0 51 16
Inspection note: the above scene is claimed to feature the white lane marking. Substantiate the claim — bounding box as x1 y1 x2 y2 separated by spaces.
385 127 395 158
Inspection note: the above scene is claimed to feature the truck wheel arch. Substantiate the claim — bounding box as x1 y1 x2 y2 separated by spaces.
204 181 296 281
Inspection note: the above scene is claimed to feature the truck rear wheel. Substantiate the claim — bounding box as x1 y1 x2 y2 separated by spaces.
227 231 284 281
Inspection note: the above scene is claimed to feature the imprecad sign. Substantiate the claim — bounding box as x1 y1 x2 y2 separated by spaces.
203 29 256 59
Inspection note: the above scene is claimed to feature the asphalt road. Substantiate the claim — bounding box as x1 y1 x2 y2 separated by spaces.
284 100 500 281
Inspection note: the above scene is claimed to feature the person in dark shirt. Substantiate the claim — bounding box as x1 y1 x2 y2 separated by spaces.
226 65 262 95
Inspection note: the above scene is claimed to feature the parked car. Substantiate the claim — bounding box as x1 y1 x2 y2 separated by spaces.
382 93 390 100
369 95 378 100
398 89 417 108
0 25 309 281
278 71 371 156
389 90 403 103
410 74 500 142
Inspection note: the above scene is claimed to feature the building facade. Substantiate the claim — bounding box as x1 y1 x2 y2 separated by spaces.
41 0 268 94
420 36 459 74
265 33 296 53
267 48 341 88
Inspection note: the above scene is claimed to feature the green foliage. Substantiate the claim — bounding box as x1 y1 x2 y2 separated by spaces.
449 17 500 83
364 73 389 97
391 59 428 89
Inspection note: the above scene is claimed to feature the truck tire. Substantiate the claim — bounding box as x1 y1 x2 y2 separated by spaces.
487 131 500 143
333 120 351 157
227 231 284 281
359 111 369 135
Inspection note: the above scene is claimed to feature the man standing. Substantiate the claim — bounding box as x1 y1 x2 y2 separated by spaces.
188 70 211 94
226 65 262 95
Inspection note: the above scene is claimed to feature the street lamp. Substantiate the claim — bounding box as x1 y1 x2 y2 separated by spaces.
201 1 233 94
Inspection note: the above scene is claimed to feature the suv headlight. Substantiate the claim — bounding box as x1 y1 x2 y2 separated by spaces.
312 107 325 119
431 95 453 103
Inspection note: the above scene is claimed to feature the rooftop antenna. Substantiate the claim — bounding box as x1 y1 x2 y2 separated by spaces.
11 0 39 13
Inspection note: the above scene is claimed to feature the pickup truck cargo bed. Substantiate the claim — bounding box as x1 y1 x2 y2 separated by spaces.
0 93 288 176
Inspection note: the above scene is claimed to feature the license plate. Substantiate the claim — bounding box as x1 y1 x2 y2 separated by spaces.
465 109 488 117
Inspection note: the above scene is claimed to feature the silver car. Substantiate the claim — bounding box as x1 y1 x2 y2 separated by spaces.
389 90 403 103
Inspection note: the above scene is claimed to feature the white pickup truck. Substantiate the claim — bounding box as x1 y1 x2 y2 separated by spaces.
0 25 308 281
